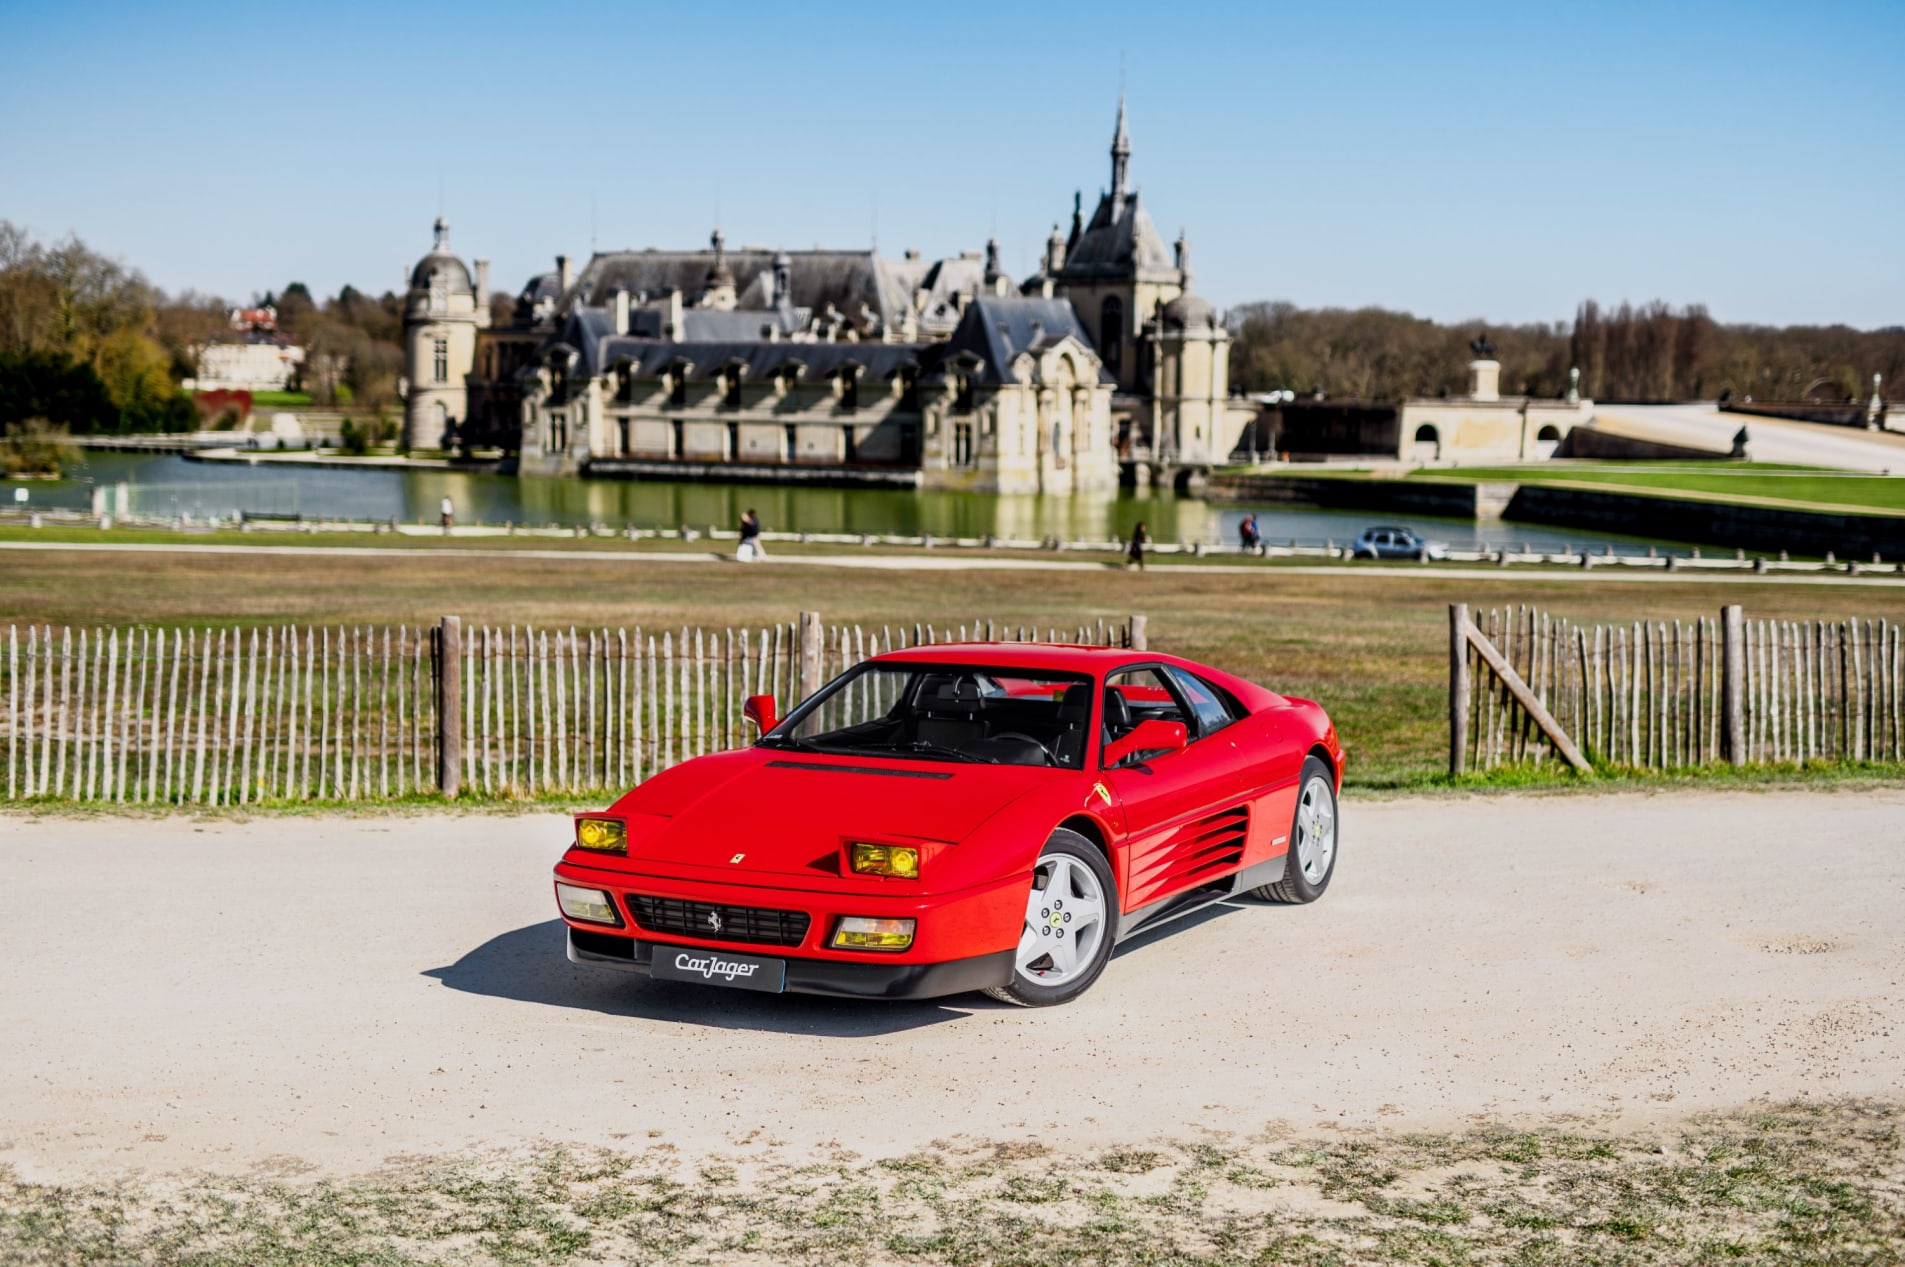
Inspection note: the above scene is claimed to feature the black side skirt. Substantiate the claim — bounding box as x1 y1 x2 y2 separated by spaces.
1114 851 1291 944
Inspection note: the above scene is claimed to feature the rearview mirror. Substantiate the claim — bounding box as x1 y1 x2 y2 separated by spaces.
743 694 778 733
1103 718 1188 768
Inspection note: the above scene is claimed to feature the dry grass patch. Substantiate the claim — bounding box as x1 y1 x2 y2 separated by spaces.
1 1103 1898 1265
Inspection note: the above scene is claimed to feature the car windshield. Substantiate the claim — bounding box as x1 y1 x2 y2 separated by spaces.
759 662 1094 768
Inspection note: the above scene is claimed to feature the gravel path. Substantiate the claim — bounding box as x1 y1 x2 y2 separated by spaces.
1 789 1900 1180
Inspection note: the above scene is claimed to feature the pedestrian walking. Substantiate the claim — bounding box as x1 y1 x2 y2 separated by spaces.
737 508 766 562
439 495 454 531
1126 521 1149 571
1239 513 1261 551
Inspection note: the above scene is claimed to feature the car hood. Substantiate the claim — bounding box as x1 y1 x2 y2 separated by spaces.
605 748 1061 880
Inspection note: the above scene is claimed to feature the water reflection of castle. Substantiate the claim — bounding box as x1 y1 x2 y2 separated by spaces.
403 97 1253 494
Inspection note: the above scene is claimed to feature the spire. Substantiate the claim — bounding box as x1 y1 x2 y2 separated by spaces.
1110 92 1131 208
1174 228 1191 286
1067 190 1083 251
701 228 737 310
432 215 450 251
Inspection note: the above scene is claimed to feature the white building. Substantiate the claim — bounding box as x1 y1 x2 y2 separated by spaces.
193 340 305 392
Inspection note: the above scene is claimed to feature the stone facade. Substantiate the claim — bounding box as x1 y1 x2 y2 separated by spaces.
1399 360 1594 463
401 217 489 451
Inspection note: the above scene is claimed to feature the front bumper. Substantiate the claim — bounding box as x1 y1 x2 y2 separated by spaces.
568 928 1015 1000
553 858 1023 1000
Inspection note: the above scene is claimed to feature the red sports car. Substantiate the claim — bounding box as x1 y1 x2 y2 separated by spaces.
554 644 1341 1006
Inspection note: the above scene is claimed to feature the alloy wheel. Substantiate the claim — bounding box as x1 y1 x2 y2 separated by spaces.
1014 852 1108 987
1294 773 1336 884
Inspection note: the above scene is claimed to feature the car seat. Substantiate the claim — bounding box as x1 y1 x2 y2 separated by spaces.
914 679 985 750
1050 684 1092 767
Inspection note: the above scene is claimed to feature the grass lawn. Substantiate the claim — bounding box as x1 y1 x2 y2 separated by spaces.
241 389 314 408
2 1103 1896 1265
5 525 1903 790
1409 462 1905 514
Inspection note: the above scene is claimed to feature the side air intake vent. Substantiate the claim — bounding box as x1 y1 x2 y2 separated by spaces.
1128 805 1250 908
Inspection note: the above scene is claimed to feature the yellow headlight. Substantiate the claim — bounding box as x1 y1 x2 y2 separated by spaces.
849 842 919 878
575 816 627 854
832 917 916 951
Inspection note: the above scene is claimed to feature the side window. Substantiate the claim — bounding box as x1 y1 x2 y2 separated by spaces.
1103 667 1188 767
1165 667 1240 738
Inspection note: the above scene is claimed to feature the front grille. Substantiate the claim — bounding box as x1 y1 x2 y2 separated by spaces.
627 894 811 947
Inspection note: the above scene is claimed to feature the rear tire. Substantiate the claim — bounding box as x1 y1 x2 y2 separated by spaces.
984 830 1117 1007
1254 756 1338 904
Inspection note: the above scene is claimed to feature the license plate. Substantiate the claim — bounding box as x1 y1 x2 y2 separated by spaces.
650 944 787 993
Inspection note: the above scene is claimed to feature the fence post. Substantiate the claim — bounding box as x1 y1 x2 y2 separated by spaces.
1128 614 1148 651
1449 603 1469 777
1721 604 1744 765
438 615 462 796
797 611 823 703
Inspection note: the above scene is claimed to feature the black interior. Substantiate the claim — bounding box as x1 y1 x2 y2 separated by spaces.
778 670 1096 767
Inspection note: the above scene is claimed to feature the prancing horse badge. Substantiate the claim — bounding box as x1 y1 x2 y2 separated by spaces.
729 853 746 864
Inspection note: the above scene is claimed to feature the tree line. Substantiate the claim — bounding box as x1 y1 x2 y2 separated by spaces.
1228 300 1904 405
0 220 412 437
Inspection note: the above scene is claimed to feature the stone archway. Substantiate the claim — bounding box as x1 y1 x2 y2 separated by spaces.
1413 423 1440 463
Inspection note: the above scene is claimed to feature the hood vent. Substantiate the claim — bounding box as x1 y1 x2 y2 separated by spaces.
764 759 954 780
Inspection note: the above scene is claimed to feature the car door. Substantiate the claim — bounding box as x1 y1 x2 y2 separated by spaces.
1099 666 1252 912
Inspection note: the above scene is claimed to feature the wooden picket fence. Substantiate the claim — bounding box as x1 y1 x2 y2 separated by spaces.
1449 603 1905 774
1 614 1141 804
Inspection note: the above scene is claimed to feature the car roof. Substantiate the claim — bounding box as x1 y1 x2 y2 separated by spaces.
868 642 1149 673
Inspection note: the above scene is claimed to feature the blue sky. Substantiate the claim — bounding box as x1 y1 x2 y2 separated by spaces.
2 0 1899 328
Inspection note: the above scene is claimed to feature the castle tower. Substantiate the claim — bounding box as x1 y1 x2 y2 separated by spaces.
403 216 489 450
1149 234 1240 467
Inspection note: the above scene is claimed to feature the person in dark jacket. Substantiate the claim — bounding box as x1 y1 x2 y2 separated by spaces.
1239 513 1261 551
1126 522 1150 571
737 508 765 561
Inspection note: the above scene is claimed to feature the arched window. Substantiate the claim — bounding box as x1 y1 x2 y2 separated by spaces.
1537 424 1561 442
1099 296 1124 375
1414 424 1439 443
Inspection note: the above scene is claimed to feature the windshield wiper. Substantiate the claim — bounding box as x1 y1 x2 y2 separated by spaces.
888 742 992 764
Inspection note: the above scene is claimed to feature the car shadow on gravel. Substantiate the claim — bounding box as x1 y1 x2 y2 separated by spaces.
423 920 972 1035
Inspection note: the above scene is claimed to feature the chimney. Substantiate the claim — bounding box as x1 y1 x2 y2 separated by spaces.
665 288 684 341
556 254 573 292
474 258 490 308
613 288 630 336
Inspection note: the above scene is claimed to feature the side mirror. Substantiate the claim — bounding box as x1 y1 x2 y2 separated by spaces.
742 694 778 733
1103 718 1188 768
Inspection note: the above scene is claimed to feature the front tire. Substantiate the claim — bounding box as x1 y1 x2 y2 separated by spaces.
984 830 1117 1007
1254 756 1338 903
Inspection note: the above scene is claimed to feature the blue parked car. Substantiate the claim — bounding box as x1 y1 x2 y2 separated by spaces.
1351 526 1448 560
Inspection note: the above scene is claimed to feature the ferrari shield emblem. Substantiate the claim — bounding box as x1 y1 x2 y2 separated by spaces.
1091 782 1112 806
729 853 746 864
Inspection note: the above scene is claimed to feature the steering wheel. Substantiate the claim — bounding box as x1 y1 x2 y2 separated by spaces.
989 731 1053 761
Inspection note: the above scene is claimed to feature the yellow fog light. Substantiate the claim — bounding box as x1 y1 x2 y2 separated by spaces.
556 882 621 925
849 842 919 878
832 917 916 951
574 816 627 854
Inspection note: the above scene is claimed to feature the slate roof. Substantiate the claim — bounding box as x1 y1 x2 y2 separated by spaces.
410 250 473 296
535 306 926 385
596 340 925 383
1057 190 1174 281
923 297 1112 385
566 249 911 334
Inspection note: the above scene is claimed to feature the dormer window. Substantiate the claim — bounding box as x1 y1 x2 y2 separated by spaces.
954 371 976 413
